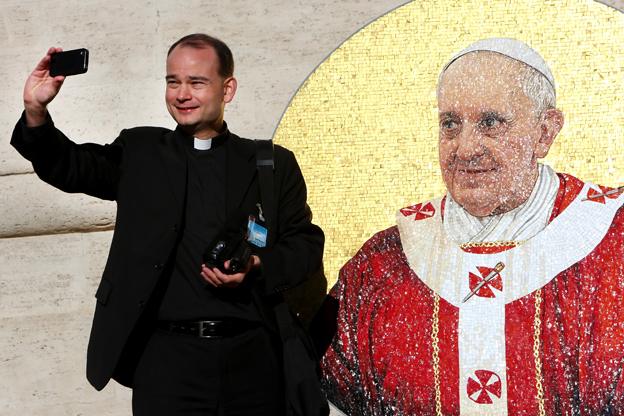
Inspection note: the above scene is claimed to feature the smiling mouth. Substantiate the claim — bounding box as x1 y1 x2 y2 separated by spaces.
176 107 198 113
458 168 497 174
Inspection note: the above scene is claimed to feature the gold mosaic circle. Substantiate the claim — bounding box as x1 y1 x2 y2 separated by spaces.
274 0 624 287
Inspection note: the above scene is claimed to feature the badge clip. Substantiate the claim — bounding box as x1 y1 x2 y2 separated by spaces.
255 203 266 222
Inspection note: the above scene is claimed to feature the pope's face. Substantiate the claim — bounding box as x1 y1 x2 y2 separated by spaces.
437 52 556 217
165 45 236 139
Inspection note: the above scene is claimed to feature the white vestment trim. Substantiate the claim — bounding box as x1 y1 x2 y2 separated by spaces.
396 183 623 415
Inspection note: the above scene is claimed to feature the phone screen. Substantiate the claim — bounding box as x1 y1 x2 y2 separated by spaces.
49 49 89 77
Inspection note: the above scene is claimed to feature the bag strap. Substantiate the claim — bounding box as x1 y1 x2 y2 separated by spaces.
255 139 277 245
254 139 289 325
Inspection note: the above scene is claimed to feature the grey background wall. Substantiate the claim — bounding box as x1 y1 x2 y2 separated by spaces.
1 1 622 415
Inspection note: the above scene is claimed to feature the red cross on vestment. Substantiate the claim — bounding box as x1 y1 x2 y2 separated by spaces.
400 202 435 220
585 186 623 204
467 369 502 404
468 265 503 298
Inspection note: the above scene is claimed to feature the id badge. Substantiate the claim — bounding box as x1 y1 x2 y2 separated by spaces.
247 216 268 248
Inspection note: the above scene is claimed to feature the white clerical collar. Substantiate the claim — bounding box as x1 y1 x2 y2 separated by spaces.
444 164 560 244
194 137 212 150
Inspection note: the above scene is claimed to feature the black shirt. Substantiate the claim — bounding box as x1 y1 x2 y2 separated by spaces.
157 129 261 322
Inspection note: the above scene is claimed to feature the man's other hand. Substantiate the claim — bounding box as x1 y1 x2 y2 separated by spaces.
24 47 66 127
200 255 261 288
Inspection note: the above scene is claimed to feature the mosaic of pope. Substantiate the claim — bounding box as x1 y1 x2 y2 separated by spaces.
317 38 624 415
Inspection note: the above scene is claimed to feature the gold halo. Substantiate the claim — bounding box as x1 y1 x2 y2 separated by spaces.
274 0 624 287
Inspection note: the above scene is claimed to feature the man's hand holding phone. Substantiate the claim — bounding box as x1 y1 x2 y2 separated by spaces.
23 47 89 127
24 47 66 127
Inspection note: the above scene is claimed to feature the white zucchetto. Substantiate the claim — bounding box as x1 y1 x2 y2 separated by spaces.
441 37 556 93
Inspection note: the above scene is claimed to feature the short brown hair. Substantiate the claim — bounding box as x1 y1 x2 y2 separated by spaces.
167 33 234 78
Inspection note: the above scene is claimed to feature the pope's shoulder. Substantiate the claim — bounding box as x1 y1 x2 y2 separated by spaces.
347 225 404 265
351 197 443 260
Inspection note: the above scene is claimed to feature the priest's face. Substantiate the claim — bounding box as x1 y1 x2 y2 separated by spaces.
165 45 237 139
437 52 561 217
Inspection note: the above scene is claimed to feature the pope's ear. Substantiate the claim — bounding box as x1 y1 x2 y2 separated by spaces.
535 108 564 158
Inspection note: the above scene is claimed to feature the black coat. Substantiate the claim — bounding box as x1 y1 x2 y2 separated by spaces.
11 114 325 391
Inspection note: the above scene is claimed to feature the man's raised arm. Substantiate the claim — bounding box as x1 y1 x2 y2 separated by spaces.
12 48 122 201
23 47 66 127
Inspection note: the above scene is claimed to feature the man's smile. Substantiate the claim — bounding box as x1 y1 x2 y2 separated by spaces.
175 106 198 113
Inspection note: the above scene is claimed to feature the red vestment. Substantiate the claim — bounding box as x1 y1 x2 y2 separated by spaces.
321 174 624 415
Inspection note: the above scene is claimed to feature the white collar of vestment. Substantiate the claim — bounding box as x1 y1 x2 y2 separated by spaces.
444 164 560 244
397 180 623 306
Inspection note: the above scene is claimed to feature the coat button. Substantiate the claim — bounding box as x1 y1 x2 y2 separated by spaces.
138 300 146 308
154 263 163 270
172 224 179 233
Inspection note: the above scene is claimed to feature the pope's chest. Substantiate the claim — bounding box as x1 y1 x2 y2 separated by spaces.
366 273 569 416
369 184 622 415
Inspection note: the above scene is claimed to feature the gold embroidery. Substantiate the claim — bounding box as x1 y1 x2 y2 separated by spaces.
533 289 546 416
432 293 442 416
459 240 524 249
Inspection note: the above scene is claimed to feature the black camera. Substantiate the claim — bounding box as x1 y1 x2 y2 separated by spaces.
203 232 252 274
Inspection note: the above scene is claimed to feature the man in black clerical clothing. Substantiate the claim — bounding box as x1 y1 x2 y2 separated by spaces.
12 34 325 415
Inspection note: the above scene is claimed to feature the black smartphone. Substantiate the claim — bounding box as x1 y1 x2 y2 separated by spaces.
49 48 89 77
